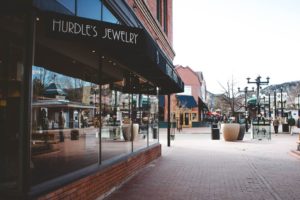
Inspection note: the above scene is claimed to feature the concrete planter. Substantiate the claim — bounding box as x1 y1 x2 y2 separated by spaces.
237 124 246 140
222 123 240 141
121 123 139 141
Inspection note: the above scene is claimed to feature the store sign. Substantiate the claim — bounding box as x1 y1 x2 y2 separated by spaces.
52 19 98 38
45 12 142 46
102 28 139 44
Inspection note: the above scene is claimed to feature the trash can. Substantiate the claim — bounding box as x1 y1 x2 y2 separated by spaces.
212 123 218 129
153 128 158 139
211 128 220 140
71 129 79 140
282 124 289 132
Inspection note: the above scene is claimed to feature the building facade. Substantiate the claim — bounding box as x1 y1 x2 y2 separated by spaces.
0 0 183 199
161 65 208 128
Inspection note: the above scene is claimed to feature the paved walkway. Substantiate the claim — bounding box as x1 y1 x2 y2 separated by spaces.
104 128 300 200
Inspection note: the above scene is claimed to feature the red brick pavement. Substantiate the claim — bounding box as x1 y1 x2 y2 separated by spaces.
102 128 300 200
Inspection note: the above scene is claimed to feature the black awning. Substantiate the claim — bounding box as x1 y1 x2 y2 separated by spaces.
198 97 209 111
176 95 197 108
40 11 184 95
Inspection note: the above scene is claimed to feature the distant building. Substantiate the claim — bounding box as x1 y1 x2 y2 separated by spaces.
160 66 208 128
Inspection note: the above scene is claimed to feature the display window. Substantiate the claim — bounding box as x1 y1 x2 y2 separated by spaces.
31 66 100 185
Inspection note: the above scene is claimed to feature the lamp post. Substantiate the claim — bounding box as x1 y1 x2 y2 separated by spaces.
247 76 270 117
238 86 254 132
280 87 283 117
298 94 300 116
268 92 271 118
262 96 266 117
274 91 277 117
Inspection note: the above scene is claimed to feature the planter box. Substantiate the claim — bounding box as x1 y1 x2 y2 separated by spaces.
222 123 240 141
237 124 246 140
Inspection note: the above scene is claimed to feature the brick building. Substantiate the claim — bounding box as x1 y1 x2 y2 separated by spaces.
0 0 182 199
161 65 208 128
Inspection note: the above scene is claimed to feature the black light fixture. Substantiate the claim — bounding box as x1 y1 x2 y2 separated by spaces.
247 76 270 116
298 94 300 116
238 86 254 132
280 87 283 117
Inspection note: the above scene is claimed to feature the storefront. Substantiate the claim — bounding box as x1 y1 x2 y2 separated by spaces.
175 95 198 128
0 1 183 199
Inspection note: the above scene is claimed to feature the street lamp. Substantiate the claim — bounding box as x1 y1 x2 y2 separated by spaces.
274 90 277 117
262 96 266 117
238 86 254 132
280 87 283 117
247 76 270 116
268 92 271 118
298 94 300 116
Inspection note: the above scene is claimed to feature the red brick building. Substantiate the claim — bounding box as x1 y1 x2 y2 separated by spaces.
126 0 174 59
162 65 208 128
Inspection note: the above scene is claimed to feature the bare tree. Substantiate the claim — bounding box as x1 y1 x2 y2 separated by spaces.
218 77 243 116
286 83 300 109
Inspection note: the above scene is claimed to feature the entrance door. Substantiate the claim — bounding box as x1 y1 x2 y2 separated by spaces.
184 113 190 127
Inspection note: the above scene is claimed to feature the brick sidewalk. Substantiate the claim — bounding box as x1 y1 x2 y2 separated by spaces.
103 128 300 200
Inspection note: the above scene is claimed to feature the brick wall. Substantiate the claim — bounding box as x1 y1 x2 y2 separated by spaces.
146 0 158 21
166 0 173 46
126 0 175 60
143 0 173 46
37 144 161 200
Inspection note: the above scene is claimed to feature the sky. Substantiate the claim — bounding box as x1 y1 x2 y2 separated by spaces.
173 0 300 94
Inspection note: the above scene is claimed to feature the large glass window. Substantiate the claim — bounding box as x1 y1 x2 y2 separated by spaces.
77 0 120 24
34 0 121 24
33 0 76 15
100 84 132 161
100 75 160 161
149 95 159 145
77 0 102 21
163 0 168 34
102 5 119 24
57 0 75 14
132 94 148 151
31 66 99 185
134 94 160 149
157 0 162 24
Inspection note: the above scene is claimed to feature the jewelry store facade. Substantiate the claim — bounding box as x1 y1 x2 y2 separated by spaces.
0 0 183 199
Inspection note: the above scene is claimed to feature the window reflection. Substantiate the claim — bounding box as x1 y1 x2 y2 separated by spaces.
102 5 119 24
77 0 102 21
57 0 75 14
149 95 159 144
77 0 120 24
132 94 148 150
34 0 121 24
100 78 160 160
101 84 132 161
31 66 99 185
